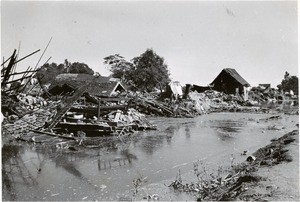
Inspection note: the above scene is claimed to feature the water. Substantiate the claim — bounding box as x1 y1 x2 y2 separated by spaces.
2 112 298 201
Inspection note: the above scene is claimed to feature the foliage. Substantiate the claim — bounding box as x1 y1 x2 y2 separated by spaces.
104 54 133 82
68 62 94 74
36 60 94 85
35 62 64 85
277 71 298 95
132 49 171 92
104 49 171 92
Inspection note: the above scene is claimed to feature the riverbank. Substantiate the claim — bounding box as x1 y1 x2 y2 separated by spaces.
129 128 299 201
241 129 299 201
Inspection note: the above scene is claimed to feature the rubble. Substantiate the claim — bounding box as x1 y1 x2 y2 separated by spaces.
188 90 260 113
1 47 298 149
2 82 296 146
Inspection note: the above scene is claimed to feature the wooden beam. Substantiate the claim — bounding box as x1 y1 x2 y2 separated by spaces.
1 49 17 86
2 75 31 85
14 49 40 64
1 70 37 77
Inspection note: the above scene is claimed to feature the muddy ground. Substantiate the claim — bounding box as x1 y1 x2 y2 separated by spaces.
239 129 299 201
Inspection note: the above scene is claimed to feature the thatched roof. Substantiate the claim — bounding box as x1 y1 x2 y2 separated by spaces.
55 73 110 83
48 74 125 97
211 68 250 87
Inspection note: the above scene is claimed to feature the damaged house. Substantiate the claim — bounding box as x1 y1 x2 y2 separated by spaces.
42 73 156 136
47 73 126 98
210 68 250 95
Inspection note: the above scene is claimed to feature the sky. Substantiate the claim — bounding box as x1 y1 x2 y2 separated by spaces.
1 0 298 88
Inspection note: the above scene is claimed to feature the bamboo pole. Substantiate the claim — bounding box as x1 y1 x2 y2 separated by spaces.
14 49 40 64
33 37 52 70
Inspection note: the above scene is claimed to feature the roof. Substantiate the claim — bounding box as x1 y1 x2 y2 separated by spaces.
56 73 110 83
211 68 250 86
87 81 125 96
48 74 125 97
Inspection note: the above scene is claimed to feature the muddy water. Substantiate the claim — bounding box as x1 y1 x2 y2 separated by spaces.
2 112 298 201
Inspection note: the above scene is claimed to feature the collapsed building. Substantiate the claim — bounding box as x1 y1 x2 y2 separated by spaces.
3 47 296 149
41 73 157 137
47 73 126 98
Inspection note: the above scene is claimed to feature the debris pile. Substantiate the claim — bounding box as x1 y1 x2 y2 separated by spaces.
2 108 55 139
249 86 279 103
105 108 155 130
126 92 198 118
188 90 259 113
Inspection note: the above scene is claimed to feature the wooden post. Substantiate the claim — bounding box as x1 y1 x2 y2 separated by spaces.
97 98 101 120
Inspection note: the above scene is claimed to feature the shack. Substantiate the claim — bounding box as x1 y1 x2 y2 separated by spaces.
210 68 250 95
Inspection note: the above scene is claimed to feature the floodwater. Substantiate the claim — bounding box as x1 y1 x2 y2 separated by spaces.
2 112 299 201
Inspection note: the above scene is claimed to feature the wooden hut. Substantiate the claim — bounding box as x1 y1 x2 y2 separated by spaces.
210 68 250 95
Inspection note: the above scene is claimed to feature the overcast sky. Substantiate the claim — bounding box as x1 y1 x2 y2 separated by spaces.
1 1 298 87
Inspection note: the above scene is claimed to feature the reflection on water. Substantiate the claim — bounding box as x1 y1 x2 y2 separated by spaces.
2 144 39 201
210 120 245 141
2 112 298 201
185 126 191 138
97 149 138 171
140 134 169 155
55 155 82 178
212 120 244 133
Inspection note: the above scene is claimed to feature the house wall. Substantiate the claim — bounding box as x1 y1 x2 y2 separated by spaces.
212 73 245 95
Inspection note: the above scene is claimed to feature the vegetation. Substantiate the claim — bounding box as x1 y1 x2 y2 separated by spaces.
36 59 94 85
104 49 171 92
277 71 298 95
104 54 134 83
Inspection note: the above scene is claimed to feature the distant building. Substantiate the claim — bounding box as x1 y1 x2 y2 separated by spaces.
210 68 250 95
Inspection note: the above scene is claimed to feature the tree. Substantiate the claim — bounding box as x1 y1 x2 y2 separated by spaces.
132 49 171 92
36 60 94 85
104 49 171 92
68 62 94 75
277 71 298 95
104 54 133 82
36 62 64 85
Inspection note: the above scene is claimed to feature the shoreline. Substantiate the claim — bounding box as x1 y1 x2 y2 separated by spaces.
128 129 299 201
